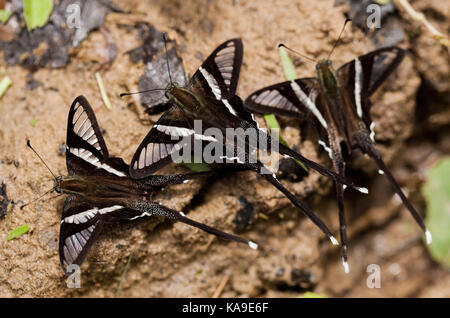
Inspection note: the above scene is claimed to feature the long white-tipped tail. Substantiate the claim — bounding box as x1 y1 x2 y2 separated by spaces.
249 241 258 250
358 187 369 194
425 229 432 245
342 260 350 274
330 236 339 246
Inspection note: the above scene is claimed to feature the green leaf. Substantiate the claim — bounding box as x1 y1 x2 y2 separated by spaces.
264 113 289 148
0 76 12 100
299 291 326 298
279 45 298 81
7 224 29 241
23 0 54 31
422 158 450 268
115 252 133 298
180 162 211 172
0 10 12 23
30 118 37 126
261 45 308 172
95 72 112 110
373 0 391 5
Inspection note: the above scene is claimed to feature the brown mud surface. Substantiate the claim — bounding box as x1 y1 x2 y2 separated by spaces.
0 0 449 297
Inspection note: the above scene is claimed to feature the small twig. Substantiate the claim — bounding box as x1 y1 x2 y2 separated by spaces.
394 0 449 47
0 76 12 100
115 252 133 298
200 235 215 252
95 72 112 110
211 273 230 298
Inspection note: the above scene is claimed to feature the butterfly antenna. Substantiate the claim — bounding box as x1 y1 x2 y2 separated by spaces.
119 88 167 97
163 32 173 85
20 186 56 210
278 43 317 63
26 140 57 180
327 18 351 60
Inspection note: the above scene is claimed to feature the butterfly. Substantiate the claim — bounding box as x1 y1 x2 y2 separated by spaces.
124 38 368 247
27 95 257 273
244 45 432 273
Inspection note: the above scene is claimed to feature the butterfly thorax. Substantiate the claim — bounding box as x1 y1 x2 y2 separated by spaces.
316 60 340 98
167 84 202 115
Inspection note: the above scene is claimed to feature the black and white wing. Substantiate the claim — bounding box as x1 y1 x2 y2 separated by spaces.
59 196 105 272
337 46 405 133
337 48 429 238
190 38 255 121
192 38 243 98
244 78 332 151
129 106 200 179
244 78 321 119
66 96 129 177
59 195 150 273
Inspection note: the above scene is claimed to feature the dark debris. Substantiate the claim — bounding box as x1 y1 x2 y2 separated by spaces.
0 0 120 69
0 182 12 218
342 0 405 47
277 157 308 182
57 142 66 156
126 22 186 115
232 196 254 233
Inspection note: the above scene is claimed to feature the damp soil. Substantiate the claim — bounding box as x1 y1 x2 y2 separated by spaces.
0 0 449 297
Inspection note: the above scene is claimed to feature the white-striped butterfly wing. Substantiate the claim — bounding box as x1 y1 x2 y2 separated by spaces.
337 47 405 134
59 196 143 272
66 96 127 177
244 78 333 157
129 107 195 179
59 196 105 272
193 38 243 98
244 78 321 119
188 38 251 121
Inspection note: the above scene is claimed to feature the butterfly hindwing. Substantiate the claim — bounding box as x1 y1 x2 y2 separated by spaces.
59 195 150 272
59 196 105 272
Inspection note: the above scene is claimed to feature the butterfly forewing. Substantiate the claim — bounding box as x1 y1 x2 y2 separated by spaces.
66 96 128 178
129 106 197 178
244 78 335 155
193 38 243 98
244 78 320 118
337 46 405 130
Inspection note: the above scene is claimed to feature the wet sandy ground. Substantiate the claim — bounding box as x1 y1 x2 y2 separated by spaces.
0 0 449 297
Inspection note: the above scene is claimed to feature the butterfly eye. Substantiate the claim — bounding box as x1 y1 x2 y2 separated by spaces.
326 60 332 65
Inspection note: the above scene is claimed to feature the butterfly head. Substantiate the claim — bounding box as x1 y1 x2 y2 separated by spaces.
54 176 63 194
